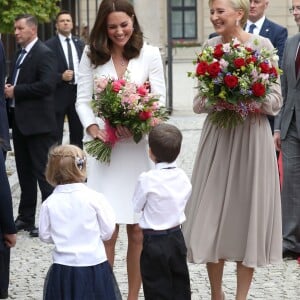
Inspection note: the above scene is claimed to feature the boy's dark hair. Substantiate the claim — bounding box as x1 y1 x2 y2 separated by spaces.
149 123 182 163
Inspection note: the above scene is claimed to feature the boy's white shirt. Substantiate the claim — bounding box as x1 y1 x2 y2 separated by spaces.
132 161 192 230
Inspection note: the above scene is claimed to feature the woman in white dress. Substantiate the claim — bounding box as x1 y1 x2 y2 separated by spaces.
182 0 282 300
76 1 166 299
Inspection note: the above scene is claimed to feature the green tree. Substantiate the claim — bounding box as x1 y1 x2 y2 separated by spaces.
0 0 60 33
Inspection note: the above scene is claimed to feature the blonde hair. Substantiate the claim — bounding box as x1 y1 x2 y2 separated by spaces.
209 0 249 28
46 145 87 186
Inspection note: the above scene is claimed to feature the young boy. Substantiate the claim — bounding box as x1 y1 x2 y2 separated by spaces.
132 123 192 300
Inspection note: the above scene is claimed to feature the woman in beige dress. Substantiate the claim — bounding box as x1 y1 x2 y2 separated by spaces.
182 1 282 299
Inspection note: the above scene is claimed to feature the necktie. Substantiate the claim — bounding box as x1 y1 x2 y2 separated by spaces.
66 38 74 83
12 48 26 83
66 38 74 70
295 45 300 77
248 24 256 34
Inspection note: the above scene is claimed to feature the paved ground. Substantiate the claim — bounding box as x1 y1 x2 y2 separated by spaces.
5 112 300 299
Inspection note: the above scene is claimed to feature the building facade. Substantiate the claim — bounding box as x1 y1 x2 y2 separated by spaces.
79 0 299 112
2 0 298 112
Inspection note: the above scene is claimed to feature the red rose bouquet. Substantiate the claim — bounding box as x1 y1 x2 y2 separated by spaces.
84 76 168 164
188 38 281 128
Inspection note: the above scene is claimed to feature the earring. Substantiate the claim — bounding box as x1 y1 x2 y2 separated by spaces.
236 19 240 26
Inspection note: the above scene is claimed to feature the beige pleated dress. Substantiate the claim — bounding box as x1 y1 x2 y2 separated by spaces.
182 35 283 268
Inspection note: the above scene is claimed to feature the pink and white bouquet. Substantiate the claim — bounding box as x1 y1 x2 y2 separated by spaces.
84 77 168 163
188 38 281 128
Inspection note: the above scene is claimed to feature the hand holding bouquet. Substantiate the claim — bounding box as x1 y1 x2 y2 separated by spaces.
85 76 168 164
188 38 281 128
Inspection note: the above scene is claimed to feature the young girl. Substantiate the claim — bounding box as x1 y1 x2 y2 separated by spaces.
39 144 121 300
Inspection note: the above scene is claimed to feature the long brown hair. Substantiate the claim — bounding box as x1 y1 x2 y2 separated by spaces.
88 0 143 67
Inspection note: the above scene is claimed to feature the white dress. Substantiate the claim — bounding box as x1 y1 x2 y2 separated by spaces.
76 43 166 224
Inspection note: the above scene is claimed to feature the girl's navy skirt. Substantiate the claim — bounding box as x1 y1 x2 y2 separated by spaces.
43 261 122 300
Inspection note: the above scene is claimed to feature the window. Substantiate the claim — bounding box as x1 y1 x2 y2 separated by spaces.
171 0 197 39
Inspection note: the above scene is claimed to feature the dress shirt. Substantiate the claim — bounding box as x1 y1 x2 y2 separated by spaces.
10 37 38 107
39 183 116 266
13 37 38 84
246 16 265 35
133 161 192 230
58 33 79 83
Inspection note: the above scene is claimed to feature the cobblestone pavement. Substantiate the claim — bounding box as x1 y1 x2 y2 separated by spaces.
6 113 300 299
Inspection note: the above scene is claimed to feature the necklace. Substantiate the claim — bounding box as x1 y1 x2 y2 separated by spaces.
112 54 128 67
120 57 127 66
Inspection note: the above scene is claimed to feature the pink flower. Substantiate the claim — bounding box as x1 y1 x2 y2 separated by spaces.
150 117 160 126
95 77 108 93
151 101 160 110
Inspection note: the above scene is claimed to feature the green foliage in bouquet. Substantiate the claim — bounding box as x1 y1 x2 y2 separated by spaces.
84 77 169 164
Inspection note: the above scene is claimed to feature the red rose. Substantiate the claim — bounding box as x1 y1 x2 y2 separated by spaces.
259 62 270 73
207 61 221 78
139 111 152 120
224 74 238 88
213 44 224 59
196 61 208 75
246 55 257 64
252 82 266 97
137 86 148 96
269 66 278 77
234 57 246 68
112 81 123 92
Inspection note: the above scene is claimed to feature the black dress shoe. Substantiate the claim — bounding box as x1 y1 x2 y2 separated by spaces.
29 227 39 238
283 249 299 260
15 219 34 232
0 290 8 299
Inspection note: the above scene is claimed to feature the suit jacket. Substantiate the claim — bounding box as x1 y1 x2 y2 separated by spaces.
6 40 57 136
0 150 16 250
45 35 84 112
259 18 287 67
274 33 300 139
0 40 11 152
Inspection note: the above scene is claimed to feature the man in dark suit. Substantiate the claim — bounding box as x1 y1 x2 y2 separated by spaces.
45 10 84 148
246 0 287 133
4 14 57 237
0 37 16 300
247 0 287 68
0 39 11 158
274 0 300 260
0 150 16 299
